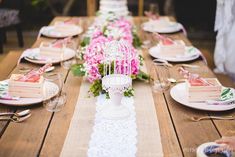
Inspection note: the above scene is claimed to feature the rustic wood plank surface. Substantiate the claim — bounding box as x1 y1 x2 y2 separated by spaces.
137 18 183 156
0 51 22 137
0 16 234 157
0 51 22 80
39 17 93 157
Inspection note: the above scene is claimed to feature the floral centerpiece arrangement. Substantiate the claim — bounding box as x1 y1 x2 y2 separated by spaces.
72 15 149 97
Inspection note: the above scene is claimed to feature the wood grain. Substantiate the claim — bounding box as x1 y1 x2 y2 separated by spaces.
0 51 22 80
137 17 183 156
39 72 83 157
0 51 22 137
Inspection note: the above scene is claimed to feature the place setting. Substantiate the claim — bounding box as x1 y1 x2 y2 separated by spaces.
142 4 186 35
170 67 235 112
38 18 83 39
148 33 201 62
18 37 78 66
0 63 66 114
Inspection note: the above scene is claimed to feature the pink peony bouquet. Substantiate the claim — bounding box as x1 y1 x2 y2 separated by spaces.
72 16 148 97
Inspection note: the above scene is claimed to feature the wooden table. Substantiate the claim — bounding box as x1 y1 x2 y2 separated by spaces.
0 17 235 157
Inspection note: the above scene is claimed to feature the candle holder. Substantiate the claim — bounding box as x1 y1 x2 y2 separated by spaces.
101 74 132 119
100 40 133 119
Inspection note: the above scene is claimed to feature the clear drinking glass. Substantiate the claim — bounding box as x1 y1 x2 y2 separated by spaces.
150 63 171 93
60 42 77 70
43 73 67 112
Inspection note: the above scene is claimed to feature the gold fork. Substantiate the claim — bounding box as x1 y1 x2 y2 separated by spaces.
191 115 235 122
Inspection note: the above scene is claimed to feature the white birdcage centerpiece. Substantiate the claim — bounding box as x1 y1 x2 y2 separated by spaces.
100 40 133 119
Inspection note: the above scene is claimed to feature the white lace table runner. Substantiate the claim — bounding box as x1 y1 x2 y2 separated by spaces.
87 95 137 157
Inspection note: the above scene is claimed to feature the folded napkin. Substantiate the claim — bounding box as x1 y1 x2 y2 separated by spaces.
0 81 19 100
18 49 48 64
206 88 235 105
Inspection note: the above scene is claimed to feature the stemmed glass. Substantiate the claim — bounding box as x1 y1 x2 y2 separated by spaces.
43 73 67 112
60 41 78 70
150 62 171 93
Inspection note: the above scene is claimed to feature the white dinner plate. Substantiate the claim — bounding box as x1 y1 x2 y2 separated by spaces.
24 48 75 65
40 25 83 38
142 20 183 33
0 81 59 106
149 45 201 62
170 83 235 111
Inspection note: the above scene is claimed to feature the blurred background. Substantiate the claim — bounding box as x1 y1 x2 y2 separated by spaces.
0 0 216 68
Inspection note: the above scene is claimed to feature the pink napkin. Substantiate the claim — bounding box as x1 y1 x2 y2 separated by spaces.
178 67 213 86
17 63 51 82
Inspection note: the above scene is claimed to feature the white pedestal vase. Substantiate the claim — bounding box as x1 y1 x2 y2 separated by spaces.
101 74 132 119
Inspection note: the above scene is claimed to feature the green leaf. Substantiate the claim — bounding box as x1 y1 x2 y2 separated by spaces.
136 70 150 81
71 64 85 76
132 32 142 48
80 37 90 47
89 80 103 97
124 88 134 97
139 55 144 66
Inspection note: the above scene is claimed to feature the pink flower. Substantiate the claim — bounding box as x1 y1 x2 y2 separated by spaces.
82 17 140 83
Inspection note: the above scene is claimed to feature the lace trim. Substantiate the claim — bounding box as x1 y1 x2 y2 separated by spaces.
87 95 137 157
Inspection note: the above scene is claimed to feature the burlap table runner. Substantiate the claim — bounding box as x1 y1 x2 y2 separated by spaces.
60 65 163 157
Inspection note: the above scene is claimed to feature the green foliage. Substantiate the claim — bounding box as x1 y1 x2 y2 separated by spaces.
98 62 115 77
89 80 103 97
103 26 108 35
80 37 90 47
136 70 150 81
132 32 142 48
139 55 144 66
71 64 85 76
124 88 134 97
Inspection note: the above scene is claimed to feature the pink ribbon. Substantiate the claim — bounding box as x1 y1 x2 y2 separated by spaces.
17 63 52 82
52 37 72 48
178 67 213 86
153 33 174 45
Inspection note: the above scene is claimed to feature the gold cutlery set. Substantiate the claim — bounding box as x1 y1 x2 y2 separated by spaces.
0 109 31 123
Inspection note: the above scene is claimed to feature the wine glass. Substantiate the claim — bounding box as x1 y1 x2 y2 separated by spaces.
43 73 67 112
60 41 77 70
150 62 171 93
